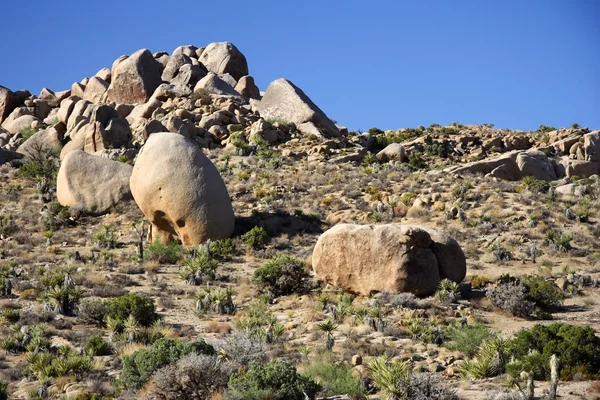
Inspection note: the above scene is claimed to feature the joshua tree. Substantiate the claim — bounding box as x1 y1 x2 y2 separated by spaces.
318 319 338 351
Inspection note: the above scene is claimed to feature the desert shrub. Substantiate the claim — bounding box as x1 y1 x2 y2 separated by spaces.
507 323 600 380
182 247 219 285
118 337 215 390
457 338 509 380
19 145 59 182
226 360 320 400
486 282 535 318
153 354 236 400
434 279 460 304
93 225 118 249
195 286 236 315
209 238 237 258
192 88 211 104
24 346 93 378
0 380 7 400
301 354 364 399
145 241 181 264
470 275 491 289
369 356 456 400
108 292 157 326
520 176 550 193
492 245 513 262
545 230 573 252
407 151 427 171
409 373 457 400
42 202 71 231
373 292 421 309
0 214 18 236
233 299 285 343
520 275 564 310
219 332 267 366
77 299 110 325
243 226 269 250
83 334 113 356
252 254 309 296
443 323 496 357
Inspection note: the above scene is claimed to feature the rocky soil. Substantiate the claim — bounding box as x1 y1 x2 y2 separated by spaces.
1 42 599 400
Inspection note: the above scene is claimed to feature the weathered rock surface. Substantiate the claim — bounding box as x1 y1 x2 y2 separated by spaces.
194 73 240 96
130 132 234 246
258 79 340 138
312 224 466 296
376 143 406 163
57 150 133 215
198 42 248 81
107 49 162 104
234 75 261 100
0 86 17 124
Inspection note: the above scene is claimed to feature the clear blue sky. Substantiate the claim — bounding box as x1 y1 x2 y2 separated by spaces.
1 1 598 132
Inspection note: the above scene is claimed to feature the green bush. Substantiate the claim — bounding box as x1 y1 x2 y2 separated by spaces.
226 360 320 400
18 146 59 182
243 226 269 250
301 354 364 399
520 275 564 310
84 334 113 356
108 293 157 326
118 338 215 390
0 380 7 400
443 323 496 357
252 254 309 296
508 323 600 380
407 151 427 171
146 241 182 264
77 299 110 325
210 238 237 258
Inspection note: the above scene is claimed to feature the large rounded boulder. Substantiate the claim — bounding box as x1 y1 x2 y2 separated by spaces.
198 42 248 81
130 132 234 246
57 150 133 215
312 224 466 296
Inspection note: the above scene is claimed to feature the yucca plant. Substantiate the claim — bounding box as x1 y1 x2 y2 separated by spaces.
458 337 508 380
318 319 338 351
368 356 412 400
435 279 460 304
182 247 219 285
316 293 330 311
124 315 141 343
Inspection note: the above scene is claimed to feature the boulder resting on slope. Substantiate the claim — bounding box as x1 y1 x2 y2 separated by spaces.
312 223 466 296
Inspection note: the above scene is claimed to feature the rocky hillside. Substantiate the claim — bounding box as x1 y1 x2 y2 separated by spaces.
1 42 600 400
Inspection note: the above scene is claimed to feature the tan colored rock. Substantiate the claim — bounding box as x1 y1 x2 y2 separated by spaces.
3 115 39 134
583 131 600 161
130 132 234 246
376 143 406 163
234 75 260 100
39 88 60 107
0 85 17 124
83 77 109 103
71 82 86 98
258 78 340 138
516 150 557 181
57 150 133 215
107 49 162 104
198 42 248 81
312 224 466 296
17 126 63 157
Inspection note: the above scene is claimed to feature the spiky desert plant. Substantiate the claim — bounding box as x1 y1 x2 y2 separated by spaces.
317 293 330 311
458 337 508 380
368 356 412 400
318 319 338 351
124 315 141 343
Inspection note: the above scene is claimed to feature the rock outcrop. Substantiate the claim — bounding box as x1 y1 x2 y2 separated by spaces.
57 150 133 215
107 49 162 104
198 42 248 81
130 132 234 246
312 224 466 296
258 79 340 138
